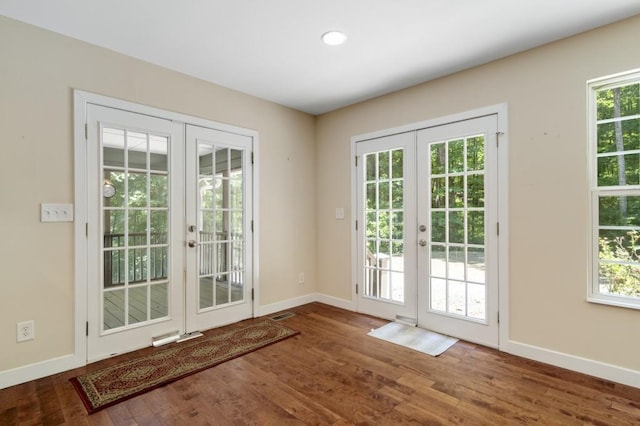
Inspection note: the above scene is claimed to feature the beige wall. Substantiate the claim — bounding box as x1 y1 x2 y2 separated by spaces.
2 11 640 380
316 14 640 371
0 16 317 372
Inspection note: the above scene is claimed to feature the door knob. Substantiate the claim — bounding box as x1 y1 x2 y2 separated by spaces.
419 224 427 232
188 240 197 248
418 239 427 247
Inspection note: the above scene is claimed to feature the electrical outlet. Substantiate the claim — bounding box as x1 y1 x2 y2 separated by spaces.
298 272 305 284
17 320 35 342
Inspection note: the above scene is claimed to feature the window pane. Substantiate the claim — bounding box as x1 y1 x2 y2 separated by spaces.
430 245 446 278
448 246 465 281
378 181 390 209
467 174 484 208
599 195 640 227
129 286 148 325
127 132 147 169
104 289 125 330
467 283 486 320
597 154 640 186
128 172 147 207
431 143 446 175
149 136 168 171
392 149 403 179
467 247 486 284
448 139 464 173
431 177 446 208
150 211 168 244
150 174 168 207
391 180 403 209
378 151 389 179
391 212 403 240
150 283 168 320
430 278 446 311
596 84 640 120
468 211 485 245
448 176 464 208
597 119 640 154
366 154 376 181
599 261 640 298
103 128 125 168
449 211 465 244
447 280 465 315
431 212 446 243
467 136 484 171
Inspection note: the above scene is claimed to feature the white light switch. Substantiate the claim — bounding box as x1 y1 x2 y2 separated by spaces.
41 203 74 222
335 208 345 220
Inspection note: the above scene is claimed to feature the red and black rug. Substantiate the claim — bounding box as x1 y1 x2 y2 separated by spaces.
70 319 299 413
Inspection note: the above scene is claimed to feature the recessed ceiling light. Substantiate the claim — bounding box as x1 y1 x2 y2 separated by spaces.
321 31 347 46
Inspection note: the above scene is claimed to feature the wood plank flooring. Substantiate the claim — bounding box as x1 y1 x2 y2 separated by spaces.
2 302 640 425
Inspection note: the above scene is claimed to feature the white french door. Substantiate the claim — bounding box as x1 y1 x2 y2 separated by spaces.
356 115 499 347
185 125 253 331
356 132 417 321
86 104 253 361
416 116 499 348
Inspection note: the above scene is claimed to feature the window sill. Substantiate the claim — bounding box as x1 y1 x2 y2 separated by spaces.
587 295 640 310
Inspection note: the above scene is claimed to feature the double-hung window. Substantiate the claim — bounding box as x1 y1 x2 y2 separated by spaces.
588 69 640 309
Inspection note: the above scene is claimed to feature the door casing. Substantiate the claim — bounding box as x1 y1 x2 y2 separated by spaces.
74 90 260 364
350 104 509 349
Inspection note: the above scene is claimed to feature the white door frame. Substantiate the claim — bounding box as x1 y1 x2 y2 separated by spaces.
350 103 509 350
74 90 260 363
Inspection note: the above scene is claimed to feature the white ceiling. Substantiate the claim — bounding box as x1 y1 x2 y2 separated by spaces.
2 1 640 115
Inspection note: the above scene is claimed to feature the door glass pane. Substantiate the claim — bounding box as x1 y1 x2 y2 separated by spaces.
197 143 246 310
102 127 170 331
428 135 487 322
363 148 405 303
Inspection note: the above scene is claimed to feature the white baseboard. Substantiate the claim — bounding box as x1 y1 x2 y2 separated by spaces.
255 293 317 317
0 353 84 390
504 340 640 389
314 293 356 311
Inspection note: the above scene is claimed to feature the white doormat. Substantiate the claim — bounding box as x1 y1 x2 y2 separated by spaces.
367 322 458 357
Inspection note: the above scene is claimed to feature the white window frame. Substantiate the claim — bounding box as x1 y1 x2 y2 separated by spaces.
588 68 640 309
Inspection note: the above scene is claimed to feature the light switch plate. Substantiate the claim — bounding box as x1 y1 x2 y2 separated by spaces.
335 208 345 220
41 203 74 222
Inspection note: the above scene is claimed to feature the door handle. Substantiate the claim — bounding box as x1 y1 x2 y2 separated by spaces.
418 239 427 247
419 224 427 232
188 240 198 248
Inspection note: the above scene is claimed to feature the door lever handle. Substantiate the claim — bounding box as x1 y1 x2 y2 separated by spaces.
188 240 198 248
418 239 427 247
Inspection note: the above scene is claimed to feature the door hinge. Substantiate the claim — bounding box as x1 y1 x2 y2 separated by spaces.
251 288 255 301
86 321 89 336
251 152 254 164
86 222 89 237
355 156 358 167
355 283 358 295
355 220 358 231
85 123 88 140
497 311 500 324
497 222 500 236
496 131 503 147
251 220 254 232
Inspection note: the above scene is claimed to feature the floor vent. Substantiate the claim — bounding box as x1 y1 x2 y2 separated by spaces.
270 312 295 321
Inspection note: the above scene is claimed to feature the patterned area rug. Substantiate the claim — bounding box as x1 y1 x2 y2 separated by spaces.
70 319 299 413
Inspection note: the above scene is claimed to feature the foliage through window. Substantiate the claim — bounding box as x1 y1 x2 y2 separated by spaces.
589 69 640 307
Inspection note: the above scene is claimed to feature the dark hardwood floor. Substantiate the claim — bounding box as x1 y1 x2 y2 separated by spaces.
1 302 640 425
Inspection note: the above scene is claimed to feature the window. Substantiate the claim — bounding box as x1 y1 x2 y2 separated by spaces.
589 69 640 308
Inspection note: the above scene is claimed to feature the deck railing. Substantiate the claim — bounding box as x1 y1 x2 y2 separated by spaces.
103 231 243 287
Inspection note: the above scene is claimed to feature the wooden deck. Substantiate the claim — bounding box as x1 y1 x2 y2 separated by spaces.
2 303 640 425
104 278 244 329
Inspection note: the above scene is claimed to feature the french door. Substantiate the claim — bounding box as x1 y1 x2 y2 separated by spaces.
356 115 499 347
86 104 253 361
